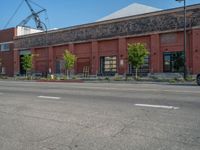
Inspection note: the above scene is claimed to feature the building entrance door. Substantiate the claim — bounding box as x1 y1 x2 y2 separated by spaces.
19 50 31 75
55 60 64 74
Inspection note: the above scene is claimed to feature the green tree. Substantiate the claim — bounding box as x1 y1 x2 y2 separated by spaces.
63 50 76 79
22 54 33 77
128 43 149 79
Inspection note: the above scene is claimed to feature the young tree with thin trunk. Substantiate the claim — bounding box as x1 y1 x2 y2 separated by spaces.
22 54 33 78
128 43 149 79
63 50 76 79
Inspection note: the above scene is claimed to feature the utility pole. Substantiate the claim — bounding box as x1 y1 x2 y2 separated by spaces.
175 0 187 79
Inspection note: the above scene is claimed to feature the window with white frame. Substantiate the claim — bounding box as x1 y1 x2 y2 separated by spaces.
100 56 117 74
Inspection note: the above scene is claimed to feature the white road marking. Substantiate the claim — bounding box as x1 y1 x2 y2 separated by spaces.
135 104 179 110
38 96 61 100
63 86 200 94
0 93 3 95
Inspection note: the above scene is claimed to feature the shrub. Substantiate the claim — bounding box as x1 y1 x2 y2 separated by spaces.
126 76 133 81
114 76 123 81
72 76 77 80
185 75 194 81
151 76 159 80
169 79 176 83
104 77 110 81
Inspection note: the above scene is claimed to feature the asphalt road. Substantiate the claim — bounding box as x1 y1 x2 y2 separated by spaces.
0 80 200 150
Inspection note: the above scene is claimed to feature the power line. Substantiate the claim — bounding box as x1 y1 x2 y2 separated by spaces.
4 0 24 29
4 0 49 30
45 11 50 29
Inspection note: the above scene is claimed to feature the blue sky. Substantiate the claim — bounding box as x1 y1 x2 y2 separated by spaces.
1 0 199 30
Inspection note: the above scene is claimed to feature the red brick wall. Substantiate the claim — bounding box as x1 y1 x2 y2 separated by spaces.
91 41 99 74
0 28 15 76
74 42 92 74
150 34 160 73
0 51 14 76
53 45 69 60
118 38 127 74
98 40 118 56
33 48 49 74
191 29 200 74
0 28 15 42
13 50 20 75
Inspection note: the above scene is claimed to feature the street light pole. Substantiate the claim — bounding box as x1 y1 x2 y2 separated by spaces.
183 0 187 79
176 0 187 79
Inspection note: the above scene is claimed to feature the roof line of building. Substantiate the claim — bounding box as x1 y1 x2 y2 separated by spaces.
16 3 200 39
15 25 200 50
0 27 15 32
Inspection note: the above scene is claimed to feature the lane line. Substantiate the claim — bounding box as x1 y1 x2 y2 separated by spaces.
38 96 61 100
60 86 200 94
134 104 179 110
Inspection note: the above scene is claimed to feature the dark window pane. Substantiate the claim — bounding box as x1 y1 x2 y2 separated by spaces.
164 54 171 72
163 51 184 73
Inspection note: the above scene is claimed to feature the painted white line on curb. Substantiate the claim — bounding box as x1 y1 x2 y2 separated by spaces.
134 104 179 110
38 96 61 100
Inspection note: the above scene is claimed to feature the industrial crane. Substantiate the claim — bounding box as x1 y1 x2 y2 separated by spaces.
18 0 46 30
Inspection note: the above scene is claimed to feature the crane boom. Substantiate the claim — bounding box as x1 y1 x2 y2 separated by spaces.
18 9 45 27
25 0 35 14
23 0 46 30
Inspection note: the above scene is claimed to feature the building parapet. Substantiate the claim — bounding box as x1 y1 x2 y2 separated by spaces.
14 4 200 49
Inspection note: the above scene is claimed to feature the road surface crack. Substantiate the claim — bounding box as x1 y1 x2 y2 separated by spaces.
111 120 135 137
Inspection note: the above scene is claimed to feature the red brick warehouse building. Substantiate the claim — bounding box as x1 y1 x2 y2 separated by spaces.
5 4 200 76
